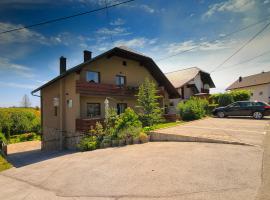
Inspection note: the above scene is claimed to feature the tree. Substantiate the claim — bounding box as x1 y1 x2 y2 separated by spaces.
21 94 31 108
136 78 163 127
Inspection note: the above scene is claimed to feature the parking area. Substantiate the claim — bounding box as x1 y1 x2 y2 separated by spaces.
0 117 269 200
152 117 269 146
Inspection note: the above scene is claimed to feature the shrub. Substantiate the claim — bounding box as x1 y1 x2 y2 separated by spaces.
177 97 209 121
230 90 251 101
9 132 41 144
115 108 142 131
0 132 7 144
218 93 234 107
139 132 148 143
77 136 99 151
136 78 163 127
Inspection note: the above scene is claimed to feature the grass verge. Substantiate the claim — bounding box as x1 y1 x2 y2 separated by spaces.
0 155 12 172
152 121 183 130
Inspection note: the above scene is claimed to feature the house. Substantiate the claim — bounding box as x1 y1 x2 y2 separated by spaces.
165 67 215 106
31 46 180 150
226 71 270 103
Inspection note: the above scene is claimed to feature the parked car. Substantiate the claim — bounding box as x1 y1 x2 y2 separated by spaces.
212 101 270 119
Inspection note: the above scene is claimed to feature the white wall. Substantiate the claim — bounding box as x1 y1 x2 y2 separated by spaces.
238 84 270 103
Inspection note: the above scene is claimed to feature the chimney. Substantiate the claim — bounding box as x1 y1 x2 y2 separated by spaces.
239 76 242 82
60 56 66 74
84 50 92 62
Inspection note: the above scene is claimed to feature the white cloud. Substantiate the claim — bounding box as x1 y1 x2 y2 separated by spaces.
140 4 155 13
0 22 47 45
114 37 157 49
203 0 256 17
0 81 36 89
95 27 131 36
165 39 234 54
0 58 34 78
110 18 125 26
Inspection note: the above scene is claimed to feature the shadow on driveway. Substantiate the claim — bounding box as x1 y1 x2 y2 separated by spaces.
7 149 76 168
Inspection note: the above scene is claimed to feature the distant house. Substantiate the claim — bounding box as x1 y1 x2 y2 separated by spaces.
165 67 215 106
31 46 179 150
226 71 270 103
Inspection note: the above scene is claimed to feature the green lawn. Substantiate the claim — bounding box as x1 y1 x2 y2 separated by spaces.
0 155 12 172
152 121 183 130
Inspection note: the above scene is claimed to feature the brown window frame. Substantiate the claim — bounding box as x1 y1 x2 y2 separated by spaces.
116 75 126 86
87 103 101 118
86 71 100 83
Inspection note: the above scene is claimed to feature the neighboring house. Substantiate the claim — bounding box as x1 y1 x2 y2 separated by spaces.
165 67 215 106
32 46 179 150
226 71 270 103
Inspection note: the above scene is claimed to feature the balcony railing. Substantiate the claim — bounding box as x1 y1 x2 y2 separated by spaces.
76 81 137 97
76 81 166 97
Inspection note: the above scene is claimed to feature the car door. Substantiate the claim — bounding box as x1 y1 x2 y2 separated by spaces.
238 102 253 116
224 102 241 116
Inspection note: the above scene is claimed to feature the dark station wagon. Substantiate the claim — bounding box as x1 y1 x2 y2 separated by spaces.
212 101 270 119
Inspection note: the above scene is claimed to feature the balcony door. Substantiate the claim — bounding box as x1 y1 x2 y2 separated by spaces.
117 103 127 115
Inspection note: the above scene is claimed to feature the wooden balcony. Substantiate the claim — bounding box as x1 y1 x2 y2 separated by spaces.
76 81 166 97
76 81 137 97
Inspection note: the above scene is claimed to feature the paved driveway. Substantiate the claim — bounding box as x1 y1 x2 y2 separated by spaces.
0 117 269 200
152 117 269 146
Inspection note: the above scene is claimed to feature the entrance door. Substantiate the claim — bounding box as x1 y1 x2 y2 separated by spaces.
117 103 127 115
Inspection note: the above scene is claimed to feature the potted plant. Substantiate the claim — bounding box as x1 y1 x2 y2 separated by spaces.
102 135 112 148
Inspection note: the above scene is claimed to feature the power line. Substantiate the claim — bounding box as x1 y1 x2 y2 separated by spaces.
156 14 270 61
105 0 113 42
210 21 270 73
213 49 270 72
0 0 135 35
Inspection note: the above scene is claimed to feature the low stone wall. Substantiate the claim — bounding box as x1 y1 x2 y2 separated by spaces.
42 127 84 151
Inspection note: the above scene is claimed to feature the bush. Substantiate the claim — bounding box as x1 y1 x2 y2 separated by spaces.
77 136 99 151
115 108 142 131
0 108 41 138
0 132 7 143
230 90 251 101
207 104 219 114
138 132 148 143
177 97 209 121
9 132 41 144
218 93 234 107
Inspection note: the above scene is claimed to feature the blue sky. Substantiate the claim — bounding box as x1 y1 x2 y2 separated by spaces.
0 0 270 107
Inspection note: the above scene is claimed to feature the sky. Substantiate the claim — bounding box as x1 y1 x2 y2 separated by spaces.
0 0 270 107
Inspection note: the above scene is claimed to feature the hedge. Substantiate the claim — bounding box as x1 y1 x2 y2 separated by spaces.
0 108 41 140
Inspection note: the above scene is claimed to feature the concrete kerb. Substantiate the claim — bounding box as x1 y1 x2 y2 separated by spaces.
150 132 254 146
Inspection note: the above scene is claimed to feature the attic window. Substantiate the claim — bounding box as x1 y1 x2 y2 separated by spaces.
122 61 127 66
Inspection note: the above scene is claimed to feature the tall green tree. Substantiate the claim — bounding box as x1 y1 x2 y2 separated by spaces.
136 78 163 127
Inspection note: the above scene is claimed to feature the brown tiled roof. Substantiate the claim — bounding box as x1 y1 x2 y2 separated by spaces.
226 71 270 90
165 67 215 89
32 46 180 98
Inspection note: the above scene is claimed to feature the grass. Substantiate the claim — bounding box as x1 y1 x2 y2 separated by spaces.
0 155 12 172
152 121 183 130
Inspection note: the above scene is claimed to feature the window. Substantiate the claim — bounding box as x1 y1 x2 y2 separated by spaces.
54 107 57 116
259 91 263 96
117 103 127 115
87 103 101 118
122 61 127 66
239 102 253 107
67 99 72 108
86 71 100 83
227 102 240 108
116 75 126 86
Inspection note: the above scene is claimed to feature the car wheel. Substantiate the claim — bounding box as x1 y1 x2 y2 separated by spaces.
217 111 225 118
253 111 263 119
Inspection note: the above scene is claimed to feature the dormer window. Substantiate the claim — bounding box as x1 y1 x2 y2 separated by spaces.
87 71 100 83
123 61 127 66
116 75 126 86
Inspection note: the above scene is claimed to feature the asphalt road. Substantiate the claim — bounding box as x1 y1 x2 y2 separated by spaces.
0 117 269 200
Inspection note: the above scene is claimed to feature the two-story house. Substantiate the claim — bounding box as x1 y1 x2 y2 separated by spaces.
165 67 215 106
32 46 179 150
